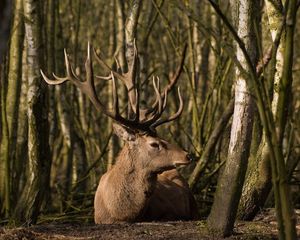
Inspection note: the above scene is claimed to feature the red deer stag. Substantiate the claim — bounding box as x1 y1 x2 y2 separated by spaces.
41 43 198 223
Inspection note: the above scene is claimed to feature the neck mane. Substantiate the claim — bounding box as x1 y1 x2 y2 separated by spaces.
108 144 157 220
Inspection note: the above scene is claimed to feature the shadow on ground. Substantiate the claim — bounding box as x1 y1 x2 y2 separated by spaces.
0 209 299 240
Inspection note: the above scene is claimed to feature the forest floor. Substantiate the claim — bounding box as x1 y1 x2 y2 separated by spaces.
1 209 300 240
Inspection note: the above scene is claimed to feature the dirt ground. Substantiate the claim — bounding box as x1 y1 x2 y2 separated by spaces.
1 209 299 240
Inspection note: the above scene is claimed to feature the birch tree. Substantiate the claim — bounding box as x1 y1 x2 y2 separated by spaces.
238 0 285 220
14 0 50 224
239 0 299 229
208 0 297 238
207 0 259 237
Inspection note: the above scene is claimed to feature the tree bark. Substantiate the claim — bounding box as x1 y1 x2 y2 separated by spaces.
14 0 50 224
0 0 11 61
188 98 234 189
207 0 258 237
46 0 57 152
238 2 299 231
238 0 284 220
107 0 116 171
116 0 126 72
125 0 142 65
14 43 29 201
0 0 24 217
0 60 9 217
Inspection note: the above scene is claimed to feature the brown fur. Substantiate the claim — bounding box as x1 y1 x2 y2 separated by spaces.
144 170 198 221
94 130 198 224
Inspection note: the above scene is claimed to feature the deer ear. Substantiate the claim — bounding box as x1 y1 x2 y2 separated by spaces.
112 123 136 141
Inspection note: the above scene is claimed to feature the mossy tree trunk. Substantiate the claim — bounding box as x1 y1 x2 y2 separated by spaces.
15 43 29 196
238 3 299 234
0 0 11 61
209 0 297 237
0 0 24 218
238 0 285 220
207 0 259 237
107 0 116 171
13 0 50 224
0 60 9 217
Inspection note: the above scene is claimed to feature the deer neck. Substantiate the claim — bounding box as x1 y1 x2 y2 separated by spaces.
114 145 157 185
111 145 157 215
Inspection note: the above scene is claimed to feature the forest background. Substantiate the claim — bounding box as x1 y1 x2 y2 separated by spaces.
0 0 299 239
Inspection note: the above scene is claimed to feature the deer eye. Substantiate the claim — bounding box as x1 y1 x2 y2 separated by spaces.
150 142 160 149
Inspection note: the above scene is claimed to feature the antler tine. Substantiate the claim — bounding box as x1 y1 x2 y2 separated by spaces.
138 46 186 128
139 77 164 125
149 44 187 110
140 76 166 122
94 39 140 119
111 72 119 116
134 89 140 122
162 89 168 110
79 42 99 100
95 75 113 80
64 49 81 84
40 48 81 86
85 42 93 85
151 87 183 128
131 41 140 120
164 44 187 92
114 56 121 72
82 43 118 119
153 77 162 114
122 39 139 114
40 70 68 85
94 56 121 81
93 47 126 83
156 76 160 92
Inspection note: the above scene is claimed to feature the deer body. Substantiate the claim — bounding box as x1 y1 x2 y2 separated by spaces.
94 133 196 224
94 145 155 223
145 170 197 221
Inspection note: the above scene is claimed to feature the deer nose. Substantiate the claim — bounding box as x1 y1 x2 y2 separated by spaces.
186 153 193 162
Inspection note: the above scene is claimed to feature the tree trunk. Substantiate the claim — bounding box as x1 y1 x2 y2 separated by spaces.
46 0 57 152
238 1 298 230
14 0 50 224
116 0 126 72
14 43 29 201
0 0 24 217
198 3 210 104
0 60 9 217
238 0 284 220
207 0 258 237
0 0 11 61
125 0 142 65
107 0 116 171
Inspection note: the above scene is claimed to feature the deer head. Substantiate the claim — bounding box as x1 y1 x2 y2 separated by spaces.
112 123 191 175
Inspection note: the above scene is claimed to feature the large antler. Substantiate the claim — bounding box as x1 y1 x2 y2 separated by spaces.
93 41 186 128
41 42 186 133
41 43 133 127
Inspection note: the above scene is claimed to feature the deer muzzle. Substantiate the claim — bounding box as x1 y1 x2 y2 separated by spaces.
173 153 193 167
